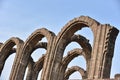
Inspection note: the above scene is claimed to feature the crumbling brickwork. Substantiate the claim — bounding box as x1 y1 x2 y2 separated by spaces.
0 16 119 80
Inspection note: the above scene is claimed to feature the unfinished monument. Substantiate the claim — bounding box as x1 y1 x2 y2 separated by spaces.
0 16 119 80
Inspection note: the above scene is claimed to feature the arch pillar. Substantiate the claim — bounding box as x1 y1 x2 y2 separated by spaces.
41 16 119 80
88 24 119 79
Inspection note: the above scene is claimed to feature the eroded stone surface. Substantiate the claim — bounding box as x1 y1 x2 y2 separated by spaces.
0 16 119 80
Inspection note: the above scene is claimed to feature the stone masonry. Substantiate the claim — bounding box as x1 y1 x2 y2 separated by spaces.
0 16 119 80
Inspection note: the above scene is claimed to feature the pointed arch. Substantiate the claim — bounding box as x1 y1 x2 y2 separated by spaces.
59 48 88 80
10 28 56 80
57 16 99 38
47 16 99 80
64 66 86 80
1 42 47 80
60 34 92 62
23 28 55 48
0 37 24 75
54 16 97 60
57 34 91 80
62 48 86 70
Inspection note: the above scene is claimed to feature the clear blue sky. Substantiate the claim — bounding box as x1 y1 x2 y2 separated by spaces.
0 0 120 79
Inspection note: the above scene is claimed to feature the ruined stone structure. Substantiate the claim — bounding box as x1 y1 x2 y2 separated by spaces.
0 16 119 80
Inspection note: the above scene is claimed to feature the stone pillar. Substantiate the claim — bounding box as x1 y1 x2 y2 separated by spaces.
88 24 119 79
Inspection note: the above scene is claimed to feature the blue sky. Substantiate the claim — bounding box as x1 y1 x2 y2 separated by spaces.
0 0 120 79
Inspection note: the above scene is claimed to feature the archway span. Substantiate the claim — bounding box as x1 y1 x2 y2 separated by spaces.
26 42 47 80
64 66 86 80
59 34 92 62
23 28 55 48
59 48 88 80
57 34 91 80
62 48 87 70
57 16 99 39
0 37 24 75
48 16 111 80
70 35 91 54
10 28 56 80
1 42 47 80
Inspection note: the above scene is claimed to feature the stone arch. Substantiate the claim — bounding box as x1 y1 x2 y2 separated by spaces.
47 16 100 80
64 66 86 80
9 28 55 80
1 42 47 80
61 34 92 62
62 48 86 70
59 48 88 80
59 34 91 67
70 35 91 55
0 37 24 75
57 34 91 80
26 42 47 80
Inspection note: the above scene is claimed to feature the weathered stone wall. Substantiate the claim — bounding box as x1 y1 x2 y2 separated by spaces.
0 16 119 80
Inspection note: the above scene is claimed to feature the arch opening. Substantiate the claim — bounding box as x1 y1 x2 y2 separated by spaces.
23 41 47 80
74 27 93 47
67 56 86 70
12 28 55 79
65 56 86 79
63 42 81 57
110 33 120 78
69 71 82 79
64 66 86 80
1 53 15 80
31 48 46 62
37 70 42 80
23 67 28 80
56 16 97 60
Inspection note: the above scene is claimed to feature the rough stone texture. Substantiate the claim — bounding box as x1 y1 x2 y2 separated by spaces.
0 16 119 80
